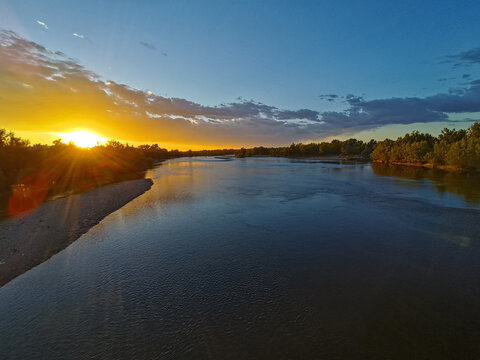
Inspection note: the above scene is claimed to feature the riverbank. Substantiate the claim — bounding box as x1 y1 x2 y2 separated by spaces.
247 155 370 162
0 178 153 286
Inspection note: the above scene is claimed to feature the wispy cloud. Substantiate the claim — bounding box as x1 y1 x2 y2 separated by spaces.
442 45 480 67
437 77 456 82
73 33 85 39
139 41 156 51
319 94 339 102
36 20 48 30
454 47 480 65
138 41 168 56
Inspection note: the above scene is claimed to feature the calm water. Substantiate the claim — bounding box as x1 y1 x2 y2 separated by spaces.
1 157 480 359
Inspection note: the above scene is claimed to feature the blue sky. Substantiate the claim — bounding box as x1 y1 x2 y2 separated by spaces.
1 0 480 147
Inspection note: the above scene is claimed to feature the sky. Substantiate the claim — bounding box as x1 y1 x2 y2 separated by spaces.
0 0 480 149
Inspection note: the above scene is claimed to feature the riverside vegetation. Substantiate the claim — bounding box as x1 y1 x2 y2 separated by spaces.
371 122 480 170
2 122 479 216
0 130 233 216
235 122 480 172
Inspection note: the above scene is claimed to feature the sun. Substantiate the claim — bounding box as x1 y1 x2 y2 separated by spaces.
61 131 106 148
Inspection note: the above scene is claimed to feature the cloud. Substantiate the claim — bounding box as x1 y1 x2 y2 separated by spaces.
319 83 480 133
139 41 156 51
1 30 479 147
276 109 320 122
437 77 456 82
318 94 339 102
73 33 85 39
0 30 320 147
443 46 480 67
138 41 168 56
36 20 48 30
424 84 480 113
454 47 480 64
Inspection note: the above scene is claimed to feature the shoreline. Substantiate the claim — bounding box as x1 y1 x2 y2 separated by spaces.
0 178 153 287
372 160 478 173
247 155 370 162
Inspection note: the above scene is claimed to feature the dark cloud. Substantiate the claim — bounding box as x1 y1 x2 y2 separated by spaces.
443 46 480 67
425 83 480 113
320 82 480 132
437 77 456 82
318 94 339 102
344 94 364 106
138 41 156 51
454 47 480 64
321 97 446 130
276 109 320 122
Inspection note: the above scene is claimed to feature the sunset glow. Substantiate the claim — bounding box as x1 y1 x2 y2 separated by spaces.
1 2 480 358
61 131 106 148
1 2 480 150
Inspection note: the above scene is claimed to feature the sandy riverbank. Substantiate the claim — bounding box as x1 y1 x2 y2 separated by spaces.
0 178 153 286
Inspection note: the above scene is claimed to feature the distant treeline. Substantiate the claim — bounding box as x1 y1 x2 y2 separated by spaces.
136 144 236 160
371 122 480 171
0 130 234 216
234 122 480 172
235 138 377 159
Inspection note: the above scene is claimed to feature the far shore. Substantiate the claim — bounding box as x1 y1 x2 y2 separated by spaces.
249 155 370 162
0 178 153 287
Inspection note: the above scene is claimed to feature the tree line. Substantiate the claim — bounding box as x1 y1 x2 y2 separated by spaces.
0 131 234 216
371 122 480 170
234 122 480 172
235 138 377 159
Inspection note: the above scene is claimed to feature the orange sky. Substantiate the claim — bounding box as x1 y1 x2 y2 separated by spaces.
2 31 331 150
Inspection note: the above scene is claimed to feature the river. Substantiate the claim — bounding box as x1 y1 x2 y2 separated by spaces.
1 157 480 359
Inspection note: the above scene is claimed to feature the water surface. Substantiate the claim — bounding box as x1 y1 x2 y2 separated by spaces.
1 157 480 359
